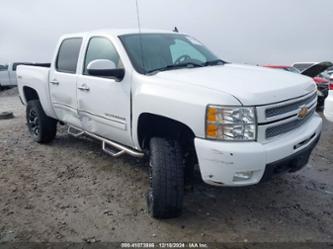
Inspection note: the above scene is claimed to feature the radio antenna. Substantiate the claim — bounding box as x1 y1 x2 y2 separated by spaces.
136 0 145 71
136 0 142 33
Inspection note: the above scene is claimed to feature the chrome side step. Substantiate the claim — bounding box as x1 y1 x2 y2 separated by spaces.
67 126 144 158
68 126 84 137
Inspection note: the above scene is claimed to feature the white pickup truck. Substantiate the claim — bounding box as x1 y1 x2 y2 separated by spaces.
0 63 17 89
17 29 322 218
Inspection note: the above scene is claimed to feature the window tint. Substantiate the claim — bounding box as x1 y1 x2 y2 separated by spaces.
56 38 82 73
12 63 23 71
120 34 219 74
84 37 123 75
170 39 205 63
0 64 8 71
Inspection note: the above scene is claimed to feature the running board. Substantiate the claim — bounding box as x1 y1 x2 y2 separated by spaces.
67 126 144 158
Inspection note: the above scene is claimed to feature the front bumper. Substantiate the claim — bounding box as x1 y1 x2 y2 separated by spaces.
195 113 322 186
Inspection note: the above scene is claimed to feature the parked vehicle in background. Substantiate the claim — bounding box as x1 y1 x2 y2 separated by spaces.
0 63 16 90
313 76 330 110
0 62 43 90
323 66 333 78
17 29 322 218
263 65 300 73
264 62 333 111
324 75 333 122
292 62 317 72
301 62 333 111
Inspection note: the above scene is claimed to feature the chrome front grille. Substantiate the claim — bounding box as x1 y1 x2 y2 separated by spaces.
265 92 317 118
256 91 318 141
265 108 315 139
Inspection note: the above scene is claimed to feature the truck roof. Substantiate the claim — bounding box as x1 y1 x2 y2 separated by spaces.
61 29 177 39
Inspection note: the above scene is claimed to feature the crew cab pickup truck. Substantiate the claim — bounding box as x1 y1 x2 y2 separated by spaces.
17 29 322 218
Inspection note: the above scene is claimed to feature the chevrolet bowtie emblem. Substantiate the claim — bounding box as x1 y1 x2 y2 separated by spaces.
297 105 309 120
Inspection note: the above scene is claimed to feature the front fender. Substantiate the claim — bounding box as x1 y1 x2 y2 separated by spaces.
131 74 241 149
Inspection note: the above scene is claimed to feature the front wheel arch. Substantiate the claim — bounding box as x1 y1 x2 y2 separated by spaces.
137 113 196 150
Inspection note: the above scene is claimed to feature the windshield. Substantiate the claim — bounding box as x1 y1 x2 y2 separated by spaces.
119 33 222 74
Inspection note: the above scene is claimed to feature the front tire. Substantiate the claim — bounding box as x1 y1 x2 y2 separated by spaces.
26 100 57 143
147 137 184 219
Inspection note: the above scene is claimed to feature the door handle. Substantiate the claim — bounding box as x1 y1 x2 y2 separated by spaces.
50 80 59 85
78 84 90 91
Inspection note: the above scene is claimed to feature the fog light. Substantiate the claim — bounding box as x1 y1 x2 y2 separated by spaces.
233 171 254 182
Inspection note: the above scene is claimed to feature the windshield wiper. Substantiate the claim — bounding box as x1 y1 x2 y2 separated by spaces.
203 59 225 66
146 62 203 75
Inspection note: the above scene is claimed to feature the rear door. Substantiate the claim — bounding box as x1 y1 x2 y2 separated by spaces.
76 36 132 147
49 37 83 127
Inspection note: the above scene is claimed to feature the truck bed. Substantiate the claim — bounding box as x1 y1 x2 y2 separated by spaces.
16 64 57 119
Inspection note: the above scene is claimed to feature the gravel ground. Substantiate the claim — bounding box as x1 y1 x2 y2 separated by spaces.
0 88 332 243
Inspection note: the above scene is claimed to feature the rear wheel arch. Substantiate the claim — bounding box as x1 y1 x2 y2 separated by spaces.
26 100 57 143
23 86 39 102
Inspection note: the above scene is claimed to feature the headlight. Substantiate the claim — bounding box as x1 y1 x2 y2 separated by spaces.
206 105 257 141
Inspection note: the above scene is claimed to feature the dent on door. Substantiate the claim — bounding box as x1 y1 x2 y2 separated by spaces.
78 99 127 133
76 36 131 146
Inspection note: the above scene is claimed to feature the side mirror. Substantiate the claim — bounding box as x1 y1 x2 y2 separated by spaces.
87 59 125 81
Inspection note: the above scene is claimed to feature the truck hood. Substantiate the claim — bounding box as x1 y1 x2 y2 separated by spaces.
154 63 316 105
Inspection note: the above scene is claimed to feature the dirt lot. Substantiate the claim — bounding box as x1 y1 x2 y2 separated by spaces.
0 88 332 243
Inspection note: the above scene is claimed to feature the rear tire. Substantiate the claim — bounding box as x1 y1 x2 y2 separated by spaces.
147 137 184 219
26 100 57 143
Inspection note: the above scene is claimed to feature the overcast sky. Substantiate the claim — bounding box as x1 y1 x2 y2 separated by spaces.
0 0 332 65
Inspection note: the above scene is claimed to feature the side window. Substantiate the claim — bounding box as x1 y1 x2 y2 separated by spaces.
170 39 206 63
0 65 8 71
12 63 19 71
84 37 123 75
56 38 82 73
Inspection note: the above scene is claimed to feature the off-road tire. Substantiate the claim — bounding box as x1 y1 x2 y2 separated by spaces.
147 137 184 218
26 100 57 143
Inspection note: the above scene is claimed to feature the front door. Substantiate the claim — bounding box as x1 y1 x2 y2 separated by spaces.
49 37 83 128
76 36 132 147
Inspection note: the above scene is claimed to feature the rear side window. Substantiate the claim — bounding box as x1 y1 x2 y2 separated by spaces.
12 63 21 71
56 38 82 73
